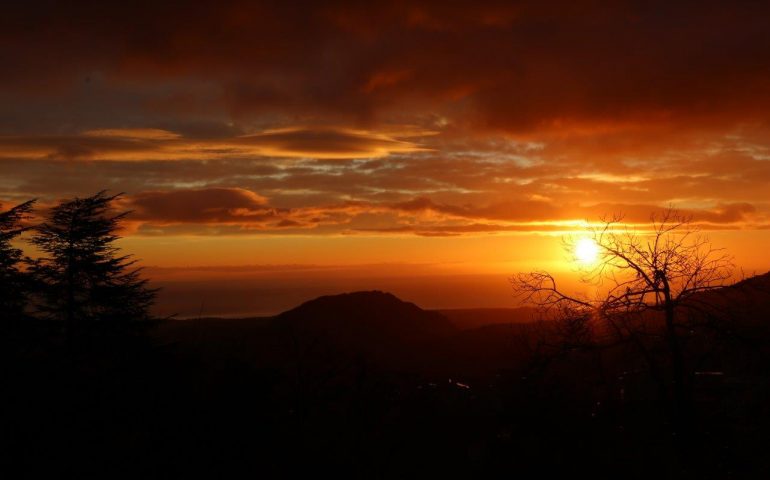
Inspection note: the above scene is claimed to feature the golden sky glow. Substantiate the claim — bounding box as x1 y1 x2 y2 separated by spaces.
2 1 770 313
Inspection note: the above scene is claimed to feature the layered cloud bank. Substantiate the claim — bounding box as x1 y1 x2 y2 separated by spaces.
2 0 770 237
118 186 764 236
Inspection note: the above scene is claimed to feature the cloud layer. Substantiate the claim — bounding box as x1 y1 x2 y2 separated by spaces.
2 1 770 236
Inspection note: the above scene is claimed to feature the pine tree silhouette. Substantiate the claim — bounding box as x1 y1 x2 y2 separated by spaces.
0 199 35 323
31 191 156 343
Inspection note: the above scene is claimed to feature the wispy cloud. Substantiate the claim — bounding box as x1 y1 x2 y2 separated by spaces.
0 127 430 161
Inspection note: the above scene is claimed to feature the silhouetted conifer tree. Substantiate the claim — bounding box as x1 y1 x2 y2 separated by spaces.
31 191 155 342
0 199 35 323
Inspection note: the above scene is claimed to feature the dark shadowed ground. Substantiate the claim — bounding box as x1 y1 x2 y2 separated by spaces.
3 279 770 478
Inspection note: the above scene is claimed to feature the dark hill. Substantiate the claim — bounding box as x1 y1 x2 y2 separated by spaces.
270 291 457 373
716 270 770 307
275 290 455 340
687 270 770 335
673 270 770 320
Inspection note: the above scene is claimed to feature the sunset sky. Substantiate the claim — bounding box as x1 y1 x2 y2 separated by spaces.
3 1 770 315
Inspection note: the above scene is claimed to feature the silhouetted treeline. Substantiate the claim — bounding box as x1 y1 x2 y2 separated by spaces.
0 191 155 346
0 199 34 323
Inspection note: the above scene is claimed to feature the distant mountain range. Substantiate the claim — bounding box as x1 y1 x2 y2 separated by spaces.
156 273 770 376
157 290 540 376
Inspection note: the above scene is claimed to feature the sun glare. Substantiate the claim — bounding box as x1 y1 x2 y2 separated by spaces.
574 237 600 265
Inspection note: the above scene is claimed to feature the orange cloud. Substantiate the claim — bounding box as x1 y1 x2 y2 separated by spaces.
0 127 429 161
105 187 768 237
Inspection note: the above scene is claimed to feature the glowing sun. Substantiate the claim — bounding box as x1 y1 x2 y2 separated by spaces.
574 238 600 265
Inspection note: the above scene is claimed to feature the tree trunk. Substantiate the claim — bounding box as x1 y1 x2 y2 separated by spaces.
657 274 691 446
664 298 692 446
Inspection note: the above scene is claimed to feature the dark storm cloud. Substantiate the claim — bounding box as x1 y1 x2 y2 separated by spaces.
2 1 770 131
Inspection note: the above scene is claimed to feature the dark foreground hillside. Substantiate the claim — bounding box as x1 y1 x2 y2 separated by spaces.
3 286 770 478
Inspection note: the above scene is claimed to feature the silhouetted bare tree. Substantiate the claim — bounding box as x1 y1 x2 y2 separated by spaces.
512 209 734 437
0 199 35 323
30 191 156 343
